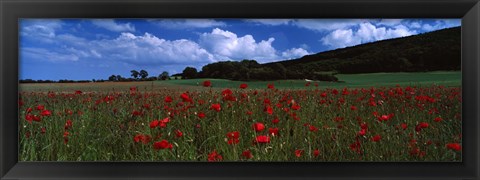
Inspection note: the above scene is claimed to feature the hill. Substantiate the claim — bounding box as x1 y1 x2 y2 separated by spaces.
194 27 460 81
265 26 461 74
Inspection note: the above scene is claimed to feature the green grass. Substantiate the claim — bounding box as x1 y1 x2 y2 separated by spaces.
19 71 461 92
161 71 461 89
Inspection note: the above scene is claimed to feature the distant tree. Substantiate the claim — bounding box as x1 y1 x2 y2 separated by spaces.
108 75 117 81
131 70 140 79
116 75 123 81
139 70 148 79
159 71 169 80
182 67 198 79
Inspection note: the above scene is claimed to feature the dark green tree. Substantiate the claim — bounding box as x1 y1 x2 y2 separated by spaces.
139 70 148 79
108 75 117 81
159 71 169 80
130 70 140 79
182 67 198 79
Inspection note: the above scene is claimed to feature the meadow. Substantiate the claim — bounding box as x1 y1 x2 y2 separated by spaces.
19 71 462 161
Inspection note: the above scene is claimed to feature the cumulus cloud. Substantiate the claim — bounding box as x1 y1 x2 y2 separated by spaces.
281 48 311 59
321 22 417 49
199 28 278 62
150 19 226 29
89 32 216 65
91 19 135 32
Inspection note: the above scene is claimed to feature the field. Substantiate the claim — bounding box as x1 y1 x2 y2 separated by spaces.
19 71 462 161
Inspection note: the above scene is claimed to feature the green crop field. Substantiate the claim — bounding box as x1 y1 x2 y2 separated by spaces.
160 71 461 89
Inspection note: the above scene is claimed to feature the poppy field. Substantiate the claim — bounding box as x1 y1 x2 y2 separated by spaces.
19 80 462 162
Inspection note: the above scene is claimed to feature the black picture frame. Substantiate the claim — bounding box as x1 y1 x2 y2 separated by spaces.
1 0 479 179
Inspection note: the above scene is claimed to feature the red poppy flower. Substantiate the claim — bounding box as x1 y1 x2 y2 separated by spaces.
358 129 366 136
272 117 280 124
241 150 253 159
401 123 408 130
434 117 443 122
309 125 318 132
40 110 52 116
320 92 327 97
267 84 274 89
180 93 192 102
150 120 159 128
25 114 33 123
291 103 301 110
164 96 173 103
132 110 142 116
252 122 265 132
208 150 223 162
372 135 381 142
295 149 304 157
203 80 212 87
133 134 152 144
32 115 41 122
153 140 173 150
36 105 45 111
239 84 248 89
64 119 73 130
198 112 206 119
446 143 462 151
221 89 232 96
313 149 320 157
227 131 240 139
210 103 221 112
175 130 183 138
350 106 357 111
415 122 429 132
377 114 391 122
228 138 240 145
264 106 273 115
159 117 170 128
255 135 270 143
75 90 82 94
268 127 279 136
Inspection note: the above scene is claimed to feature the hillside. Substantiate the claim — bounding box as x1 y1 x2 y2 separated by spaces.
194 27 460 81
265 26 461 74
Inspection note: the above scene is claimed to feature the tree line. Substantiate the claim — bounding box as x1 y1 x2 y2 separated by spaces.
20 69 178 83
180 60 338 81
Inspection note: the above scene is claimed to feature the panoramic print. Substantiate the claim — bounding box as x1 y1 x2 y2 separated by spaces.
19 19 462 161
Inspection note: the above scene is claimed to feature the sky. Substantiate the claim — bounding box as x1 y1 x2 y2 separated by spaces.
19 18 461 80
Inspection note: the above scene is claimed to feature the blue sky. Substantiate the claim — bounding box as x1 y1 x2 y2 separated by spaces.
19 19 460 80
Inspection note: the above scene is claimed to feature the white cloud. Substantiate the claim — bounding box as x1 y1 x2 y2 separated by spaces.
91 19 135 32
90 32 216 65
409 21 422 29
21 19 63 43
421 19 461 31
198 28 278 62
245 19 293 26
321 29 360 48
281 48 311 59
150 19 226 29
22 47 79 62
321 22 417 49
